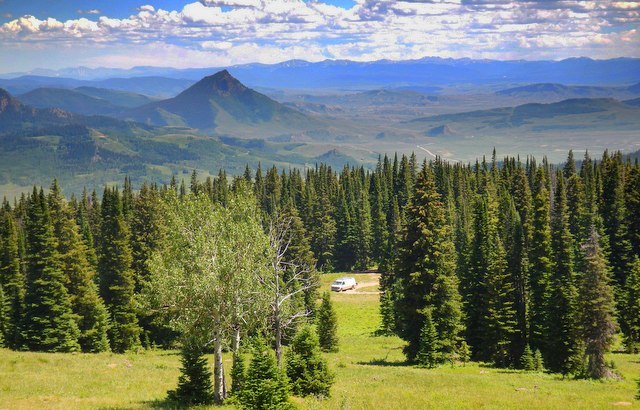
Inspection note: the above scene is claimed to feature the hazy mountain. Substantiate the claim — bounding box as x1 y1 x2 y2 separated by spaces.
496 83 640 99
0 76 194 98
124 70 321 136
18 88 125 116
409 98 640 134
4 57 639 92
74 87 156 108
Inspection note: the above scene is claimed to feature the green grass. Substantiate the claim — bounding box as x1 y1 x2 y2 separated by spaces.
1 272 638 409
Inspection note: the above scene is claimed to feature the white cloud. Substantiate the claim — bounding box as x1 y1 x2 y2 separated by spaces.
0 0 637 71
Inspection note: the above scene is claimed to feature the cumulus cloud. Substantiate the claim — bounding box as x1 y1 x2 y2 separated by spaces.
0 0 637 70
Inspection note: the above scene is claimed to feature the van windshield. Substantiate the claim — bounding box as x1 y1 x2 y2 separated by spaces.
334 281 344 285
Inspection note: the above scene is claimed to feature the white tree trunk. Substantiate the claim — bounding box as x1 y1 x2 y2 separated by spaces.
213 334 226 403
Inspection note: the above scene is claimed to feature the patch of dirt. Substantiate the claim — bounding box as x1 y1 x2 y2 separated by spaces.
612 402 632 407
339 280 380 294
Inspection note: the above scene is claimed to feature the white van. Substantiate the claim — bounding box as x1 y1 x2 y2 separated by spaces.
331 277 357 292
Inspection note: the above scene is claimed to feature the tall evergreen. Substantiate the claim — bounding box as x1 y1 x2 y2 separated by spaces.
545 173 581 374
528 168 553 352
22 188 80 352
48 181 110 352
98 187 140 352
394 165 462 362
0 206 24 348
622 256 640 353
579 227 618 379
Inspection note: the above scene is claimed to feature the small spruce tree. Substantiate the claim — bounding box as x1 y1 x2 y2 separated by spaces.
0 285 6 347
317 292 338 352
240 337 292 410
285 325 335 397
231 351 246 397
533 349 544 372
168 346 215 406
416 309 439 368
520 345 535 371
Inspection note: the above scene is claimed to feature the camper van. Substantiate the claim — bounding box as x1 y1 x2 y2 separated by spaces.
331 277 357 292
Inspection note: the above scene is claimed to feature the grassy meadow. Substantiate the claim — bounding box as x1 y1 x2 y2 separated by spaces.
0 273 638 409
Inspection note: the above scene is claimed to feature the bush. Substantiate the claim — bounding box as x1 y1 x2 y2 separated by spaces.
285 325 335 397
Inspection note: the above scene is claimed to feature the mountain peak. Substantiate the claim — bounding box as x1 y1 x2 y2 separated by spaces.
180 69 247 98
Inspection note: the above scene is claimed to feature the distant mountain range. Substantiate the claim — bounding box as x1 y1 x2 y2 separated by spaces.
2 57 639 92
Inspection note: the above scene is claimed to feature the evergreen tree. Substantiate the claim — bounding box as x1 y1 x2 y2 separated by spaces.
22 188 80 352
579 227 618 379
533 349 544 372
168 346 215 406
48 181 110 352
317 292 338 352
545 173 582 375
98 187 140 352
416 308 439 368
622 256 640 353
285 325 335 397
529 168 553 352
231 351 246 397
0 207 24 349
520 345 535 371
394 165 462 362
240 337 292 410
0 285 6 347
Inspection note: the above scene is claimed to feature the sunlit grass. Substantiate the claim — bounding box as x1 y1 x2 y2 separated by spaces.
0 272 638 409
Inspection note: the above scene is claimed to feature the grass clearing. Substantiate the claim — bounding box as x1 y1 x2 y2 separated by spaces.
0 272 638 409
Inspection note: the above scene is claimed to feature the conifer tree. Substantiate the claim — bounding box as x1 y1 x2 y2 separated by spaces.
168 346 215 406
625 166 640 256
285 325 334 397
0 206 24 349
317 291 338 352
520 345 535 371
48 181 110 352
580 227 617 379
231 351 246 397
394 165 462 362
545 173 582 375
241 337 292 410
622 256 640 353
0 285 6 347
416 308 439 368
98 187 140 352
22 188 80 352
533 349 544 372
529 168 553 352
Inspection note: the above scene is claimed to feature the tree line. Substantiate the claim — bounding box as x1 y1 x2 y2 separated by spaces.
0 149 638 380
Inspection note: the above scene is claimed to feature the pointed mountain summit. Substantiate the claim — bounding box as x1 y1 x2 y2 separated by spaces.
124 70 318 135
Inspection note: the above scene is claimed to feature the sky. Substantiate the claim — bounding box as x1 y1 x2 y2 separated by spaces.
0 0 638 73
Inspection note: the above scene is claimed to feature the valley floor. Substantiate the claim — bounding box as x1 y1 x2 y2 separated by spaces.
0 273 638 409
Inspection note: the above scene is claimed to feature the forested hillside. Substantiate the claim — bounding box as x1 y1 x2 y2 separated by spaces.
0 149 638 399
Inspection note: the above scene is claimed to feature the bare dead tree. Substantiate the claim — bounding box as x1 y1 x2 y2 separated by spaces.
257 215 315 366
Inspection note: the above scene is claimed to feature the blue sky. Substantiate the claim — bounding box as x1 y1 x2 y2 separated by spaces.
0 0 637 73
